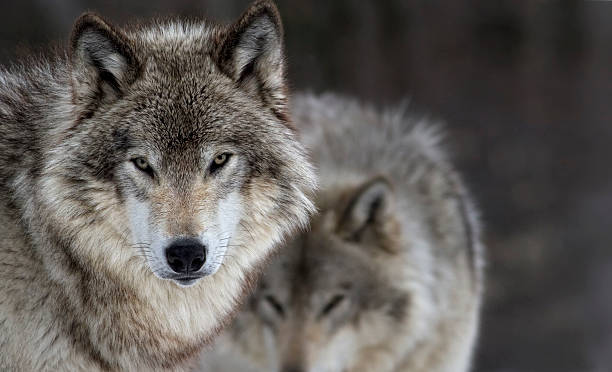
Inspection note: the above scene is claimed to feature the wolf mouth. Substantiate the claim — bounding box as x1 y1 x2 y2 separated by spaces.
171 275 205 287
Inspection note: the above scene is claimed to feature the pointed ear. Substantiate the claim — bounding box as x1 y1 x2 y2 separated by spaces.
214 0 288 121
336 177 394 241
70 13 139 118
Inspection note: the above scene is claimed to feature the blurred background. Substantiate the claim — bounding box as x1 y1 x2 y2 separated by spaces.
1 1 610 371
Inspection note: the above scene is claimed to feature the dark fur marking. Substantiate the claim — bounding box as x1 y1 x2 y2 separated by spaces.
388 294 410 322
68 320 114 371
97 70 121 95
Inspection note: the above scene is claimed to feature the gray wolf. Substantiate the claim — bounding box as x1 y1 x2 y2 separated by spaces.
204 93 484 372
0 1 316 371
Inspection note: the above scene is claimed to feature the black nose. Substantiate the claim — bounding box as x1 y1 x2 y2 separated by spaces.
165 238 206 274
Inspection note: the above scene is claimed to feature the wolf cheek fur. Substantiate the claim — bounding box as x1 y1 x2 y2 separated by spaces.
0 1 316 371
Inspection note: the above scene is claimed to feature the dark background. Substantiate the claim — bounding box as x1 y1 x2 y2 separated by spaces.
1 1 610 371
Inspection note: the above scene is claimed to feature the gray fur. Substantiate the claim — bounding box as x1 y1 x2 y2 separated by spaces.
203 93 484 372
0 1 316 371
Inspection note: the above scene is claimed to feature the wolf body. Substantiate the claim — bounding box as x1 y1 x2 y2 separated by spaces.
204 93 484 372
0 1 316 371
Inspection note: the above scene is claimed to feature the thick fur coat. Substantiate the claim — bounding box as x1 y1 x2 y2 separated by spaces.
0 1 316 371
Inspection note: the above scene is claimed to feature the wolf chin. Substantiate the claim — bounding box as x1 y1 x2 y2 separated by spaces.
0 1 316 371
203 93 484 372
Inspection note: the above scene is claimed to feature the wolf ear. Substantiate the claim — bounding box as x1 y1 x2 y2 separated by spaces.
70 13 139 117
337 177 394 241
215 0 288 120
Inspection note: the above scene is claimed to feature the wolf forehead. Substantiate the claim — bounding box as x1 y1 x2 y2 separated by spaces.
265 233 374 290
107 26 288 135
77 34 294 168
109 85 288 156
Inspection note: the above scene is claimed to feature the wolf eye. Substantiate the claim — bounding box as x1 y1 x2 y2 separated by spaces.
264 295 285 317
209 153 232 173
320 294 346 317
131 157 154 177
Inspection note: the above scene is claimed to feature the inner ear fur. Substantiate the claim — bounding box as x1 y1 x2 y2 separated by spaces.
336 177 394 237
214 0 289 121
336 177 402 254
70 13 139 118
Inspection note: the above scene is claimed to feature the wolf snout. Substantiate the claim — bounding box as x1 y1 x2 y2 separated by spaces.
165 238 206 274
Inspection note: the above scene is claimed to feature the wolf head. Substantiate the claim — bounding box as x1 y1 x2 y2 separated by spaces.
42 0 315 289
240 177 409 372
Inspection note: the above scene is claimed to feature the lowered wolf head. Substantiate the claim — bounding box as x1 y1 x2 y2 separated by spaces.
231 178 410 372
41 1 315 289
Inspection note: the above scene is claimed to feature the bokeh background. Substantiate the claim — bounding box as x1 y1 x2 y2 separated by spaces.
1 1 610 371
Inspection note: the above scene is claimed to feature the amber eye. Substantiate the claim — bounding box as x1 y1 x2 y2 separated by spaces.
264 295 285 318
214 153 227 165
131 157 154 178
210 153 232 173
320 294 346 317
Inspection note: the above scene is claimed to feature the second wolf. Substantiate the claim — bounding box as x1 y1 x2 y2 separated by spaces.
204 93 484 372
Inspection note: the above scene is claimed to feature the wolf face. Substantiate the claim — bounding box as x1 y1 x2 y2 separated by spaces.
40 2 316 289
120 140 246 285
247 178 408 371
